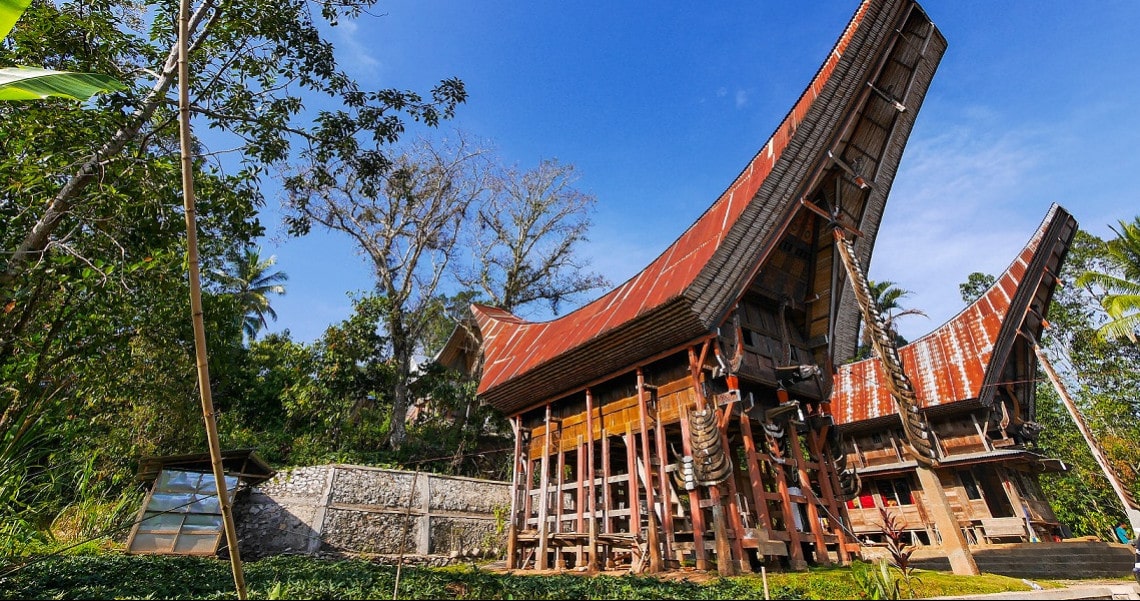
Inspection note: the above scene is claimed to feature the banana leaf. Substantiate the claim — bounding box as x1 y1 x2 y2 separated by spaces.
0 66 126 101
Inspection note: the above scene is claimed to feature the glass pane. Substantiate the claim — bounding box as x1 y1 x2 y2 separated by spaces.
138 511 185 531
148 492 193 513
173 533 221 555
182 513 223 533
130 532 177 554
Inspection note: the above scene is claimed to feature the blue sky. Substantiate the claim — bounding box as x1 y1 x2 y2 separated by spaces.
259 1 1140 345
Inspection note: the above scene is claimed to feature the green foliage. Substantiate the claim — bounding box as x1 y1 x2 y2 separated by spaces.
0 553 1044 600
959 272 995 304
1075 216 1140 343
1028 229 1140 539
209 246 288 343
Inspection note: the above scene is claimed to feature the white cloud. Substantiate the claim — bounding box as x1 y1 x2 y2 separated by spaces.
735 89 749 108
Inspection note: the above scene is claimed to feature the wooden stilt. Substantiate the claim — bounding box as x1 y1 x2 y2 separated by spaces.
556 433 567 569
624 424 642 539
768 428 807 570
602 429 613 568
586 389 599 571
636 369 663 573
576 439 585 567
808 427 850 563
718 413 750 573
506 415 522 569
679 402 709 571
537 404 552 570
740 414 773 534
792 428 831 566
654 404 676 566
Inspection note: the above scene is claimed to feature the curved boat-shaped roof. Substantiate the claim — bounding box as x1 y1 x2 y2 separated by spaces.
476 0 946 415
831 204 1078 424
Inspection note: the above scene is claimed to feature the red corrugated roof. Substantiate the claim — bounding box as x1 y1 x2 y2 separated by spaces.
474 1 874 400
831 204 1075 423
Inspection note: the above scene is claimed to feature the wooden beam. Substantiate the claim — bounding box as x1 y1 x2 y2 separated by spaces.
624 424 641 540
678 403 709 570
791 426 831 566
718 412 749 573
808 427 848 563
768 428 807 570
537 403 552 569
556 434 567 569
637 368 663 573
740 414 773 536
586 389 598 571
506 415 522 569
575 439 585 567
654 401 676 565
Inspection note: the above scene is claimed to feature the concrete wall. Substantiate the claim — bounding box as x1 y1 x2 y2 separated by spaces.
235 464 510 562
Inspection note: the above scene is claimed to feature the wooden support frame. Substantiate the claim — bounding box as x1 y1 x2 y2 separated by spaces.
808 427 850 563
537 403 552 569
506 415 523 568
586 389 599 571
636 368 664 573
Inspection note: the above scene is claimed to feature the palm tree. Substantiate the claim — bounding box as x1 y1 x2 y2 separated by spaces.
1076 217 1140 343
213 246 288 341
857 280 927 357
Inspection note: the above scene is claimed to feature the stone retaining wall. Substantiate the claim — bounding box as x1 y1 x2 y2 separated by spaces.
235 465 510 561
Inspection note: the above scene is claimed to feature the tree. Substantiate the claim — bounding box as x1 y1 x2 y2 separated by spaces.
959 272 996 304
0 0 123 101
1075 216 1140 343
458 158 610 316
1030 230 1140 539
285 135 489 450
856 280 926 357
0 0 464 296
211 246 288 342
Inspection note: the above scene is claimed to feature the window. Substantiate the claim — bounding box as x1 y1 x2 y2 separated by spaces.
877 477 914 506
959 470 982 501
846 491 878 510
127 469 239 556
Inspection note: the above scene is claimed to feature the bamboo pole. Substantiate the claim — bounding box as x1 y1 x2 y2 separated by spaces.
177 2 245 597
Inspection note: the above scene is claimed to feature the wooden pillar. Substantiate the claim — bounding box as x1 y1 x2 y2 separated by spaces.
624 425 642 539
915 466 979 575
808 427 850 563
601 429 613 567
555 433 567 569
718 412 750 573
586 389 599 571
791 428 831 566
537 403 552 569
576 439 586 567
506 415 522 568
679 402 710 570
636 368 663 573
740 414 773 534
654 401 676 565
768 430 807 570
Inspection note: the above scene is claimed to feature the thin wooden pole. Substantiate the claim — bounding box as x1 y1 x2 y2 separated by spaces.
809 427 850 563
177 2 244 597
654 400 676 565
576 439 586 567
537 404 552 569
624 424 642 540
740 415 773 535
506 415 522 568
768 430 806 570
636 369 663 572
792 428 831 565
555 435 567 569
678 403 709 570
585 389 599 570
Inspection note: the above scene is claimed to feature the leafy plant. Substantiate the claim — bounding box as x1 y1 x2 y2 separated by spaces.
0 0 124 101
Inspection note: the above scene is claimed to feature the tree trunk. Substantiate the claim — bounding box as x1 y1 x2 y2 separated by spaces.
388 317 413 450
